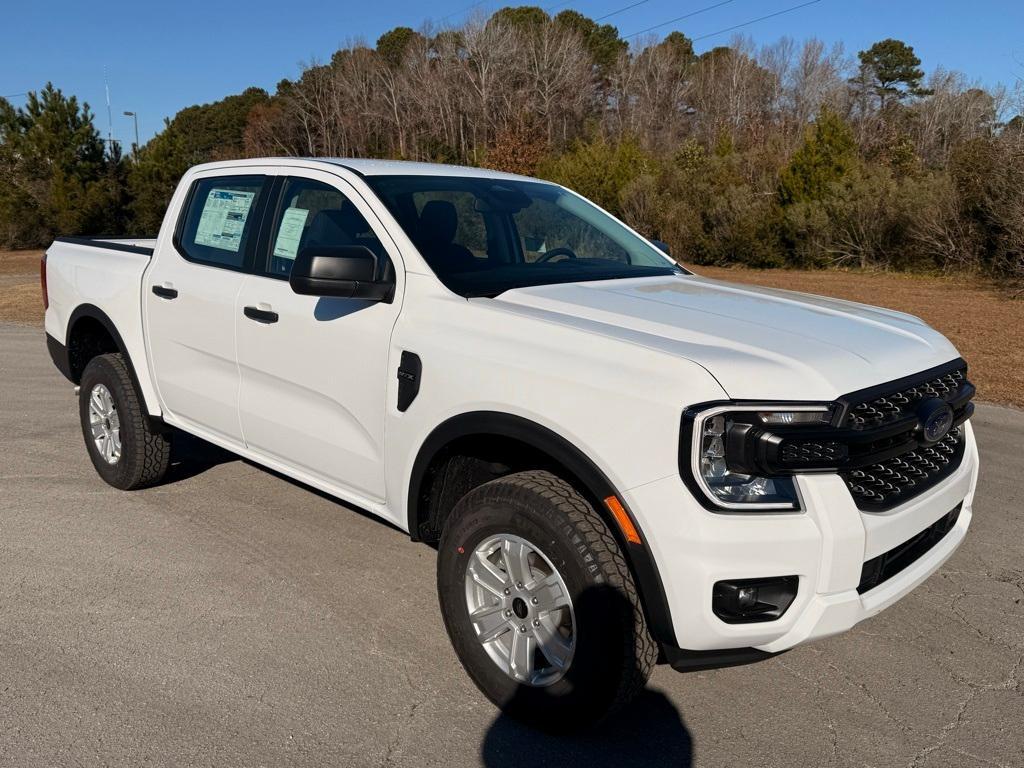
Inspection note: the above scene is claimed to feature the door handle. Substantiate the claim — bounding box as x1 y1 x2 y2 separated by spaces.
152 285 178 299
244 306 279 324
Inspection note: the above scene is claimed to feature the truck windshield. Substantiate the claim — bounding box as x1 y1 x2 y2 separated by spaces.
363 175 684 297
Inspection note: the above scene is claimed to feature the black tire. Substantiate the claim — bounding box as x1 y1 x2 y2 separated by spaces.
437 470 656 732
79 353 171 490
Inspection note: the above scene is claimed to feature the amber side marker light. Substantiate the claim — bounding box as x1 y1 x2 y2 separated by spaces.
604 495 642 545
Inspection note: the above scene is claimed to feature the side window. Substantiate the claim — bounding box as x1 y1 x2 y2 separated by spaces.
264 177 386 277
177 176 265 269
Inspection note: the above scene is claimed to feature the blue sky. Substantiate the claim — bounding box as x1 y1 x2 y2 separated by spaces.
3 0 1022 147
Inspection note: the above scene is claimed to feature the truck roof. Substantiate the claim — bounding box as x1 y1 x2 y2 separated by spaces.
188 157 539 183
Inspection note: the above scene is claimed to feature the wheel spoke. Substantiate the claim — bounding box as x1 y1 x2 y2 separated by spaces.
509 629 535 681
534 618 572 670
531 572 570 615
90 389 106 417
501 539 533 588
470 553 509 598
473 606 512 644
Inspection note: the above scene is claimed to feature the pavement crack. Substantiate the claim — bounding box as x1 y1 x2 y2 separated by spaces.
907 652 1024 768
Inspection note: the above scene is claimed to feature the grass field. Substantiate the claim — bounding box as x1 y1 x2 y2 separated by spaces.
2 249 1021 406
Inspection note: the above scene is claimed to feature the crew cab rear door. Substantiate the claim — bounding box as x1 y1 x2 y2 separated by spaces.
144 170 273 445
234 169 404 502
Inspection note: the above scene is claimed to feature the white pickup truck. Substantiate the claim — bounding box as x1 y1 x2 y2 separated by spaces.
43 158 979 730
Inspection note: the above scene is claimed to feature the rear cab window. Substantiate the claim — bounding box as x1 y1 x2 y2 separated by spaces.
176 176 266 269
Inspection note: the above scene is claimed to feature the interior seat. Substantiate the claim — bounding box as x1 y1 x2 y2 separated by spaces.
414 200 479 276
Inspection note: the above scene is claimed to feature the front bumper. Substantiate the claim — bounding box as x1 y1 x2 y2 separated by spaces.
624 421 979 655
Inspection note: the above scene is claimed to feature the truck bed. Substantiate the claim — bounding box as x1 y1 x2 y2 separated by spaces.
44 235 162 415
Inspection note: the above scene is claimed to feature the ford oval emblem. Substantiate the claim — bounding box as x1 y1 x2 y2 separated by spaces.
918 399 954 444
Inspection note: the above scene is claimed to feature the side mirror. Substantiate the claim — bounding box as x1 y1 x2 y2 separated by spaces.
289 245 394 302
651 239 671 257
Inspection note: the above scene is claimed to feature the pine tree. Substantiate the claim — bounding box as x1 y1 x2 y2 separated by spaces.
855 38 932 109
0 83 124 247
779 107 858 205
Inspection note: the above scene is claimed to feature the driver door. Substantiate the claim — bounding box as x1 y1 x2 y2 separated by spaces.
234 171 403 502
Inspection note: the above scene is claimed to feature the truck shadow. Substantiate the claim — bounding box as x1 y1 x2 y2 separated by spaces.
164 431 237 482
480 584 694 767
481 690 693 767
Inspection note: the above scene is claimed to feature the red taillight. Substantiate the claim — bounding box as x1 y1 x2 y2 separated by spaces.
40 252 49 310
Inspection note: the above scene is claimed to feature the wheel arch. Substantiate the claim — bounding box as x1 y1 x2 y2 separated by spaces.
62 304 165 431
408 410 678 647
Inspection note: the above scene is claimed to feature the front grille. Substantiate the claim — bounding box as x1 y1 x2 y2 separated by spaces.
844 367 967 430
835 361 974 511
840 427 965 509
857 503 962 593
779 440 846 465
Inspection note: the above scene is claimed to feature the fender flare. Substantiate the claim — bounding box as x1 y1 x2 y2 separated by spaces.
408 411 678 647
62 304 164 429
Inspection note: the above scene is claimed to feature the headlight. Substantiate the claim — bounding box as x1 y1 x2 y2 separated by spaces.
684 404 834 511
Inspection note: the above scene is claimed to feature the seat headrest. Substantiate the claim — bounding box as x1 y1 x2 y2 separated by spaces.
304 203 366 248
417 200 458 247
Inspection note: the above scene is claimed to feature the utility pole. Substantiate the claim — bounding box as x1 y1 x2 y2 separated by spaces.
123 111 140 160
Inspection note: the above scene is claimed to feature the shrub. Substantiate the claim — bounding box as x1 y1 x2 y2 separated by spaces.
537 136 655 217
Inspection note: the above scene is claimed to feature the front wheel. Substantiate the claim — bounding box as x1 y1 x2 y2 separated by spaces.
79 353 171 490
437 470 656 731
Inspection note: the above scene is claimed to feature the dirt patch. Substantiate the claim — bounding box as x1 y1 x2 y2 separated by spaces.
693 265 1023 407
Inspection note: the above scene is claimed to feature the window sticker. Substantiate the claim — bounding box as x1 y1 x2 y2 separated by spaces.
194 189 256 252
272 207 310 260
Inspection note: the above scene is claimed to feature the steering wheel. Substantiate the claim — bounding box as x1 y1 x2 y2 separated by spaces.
536 247 578 263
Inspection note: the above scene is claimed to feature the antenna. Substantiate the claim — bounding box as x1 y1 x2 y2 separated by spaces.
104 65 113 154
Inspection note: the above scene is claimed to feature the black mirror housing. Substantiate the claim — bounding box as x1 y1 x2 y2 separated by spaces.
289 245 394 302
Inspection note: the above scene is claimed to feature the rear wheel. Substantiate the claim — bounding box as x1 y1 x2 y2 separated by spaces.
437 470 656 731
79 353 171 490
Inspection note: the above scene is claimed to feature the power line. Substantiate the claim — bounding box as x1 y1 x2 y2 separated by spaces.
595 0 653 22
3 92 28 99
545 1 575 12
438 0 490 24
690 0 823 42
624 0 739 39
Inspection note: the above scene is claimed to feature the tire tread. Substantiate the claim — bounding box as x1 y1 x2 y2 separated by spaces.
80 353 170 490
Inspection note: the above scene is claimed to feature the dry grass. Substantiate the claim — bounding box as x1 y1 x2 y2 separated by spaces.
1 250 1019 406
0 250 44 325
0 249 43 275
693 265 1023 408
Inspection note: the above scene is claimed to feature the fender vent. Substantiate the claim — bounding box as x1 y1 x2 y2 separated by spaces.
397 351 421 412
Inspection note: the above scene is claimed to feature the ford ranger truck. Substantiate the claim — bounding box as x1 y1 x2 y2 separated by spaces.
42 158 979 730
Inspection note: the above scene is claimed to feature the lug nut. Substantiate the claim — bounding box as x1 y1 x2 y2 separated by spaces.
505 610 512 617
519 625 527 633
516 582 523 589
532 619 540 627
504 588 511 595
531 597 538 605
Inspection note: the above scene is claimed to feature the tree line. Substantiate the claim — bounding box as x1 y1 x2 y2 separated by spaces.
1 5 1022 283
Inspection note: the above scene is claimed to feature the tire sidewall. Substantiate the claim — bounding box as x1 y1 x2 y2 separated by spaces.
438 484 637 729
79 356 138 489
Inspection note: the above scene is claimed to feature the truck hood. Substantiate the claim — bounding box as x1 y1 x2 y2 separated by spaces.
489 274 961 401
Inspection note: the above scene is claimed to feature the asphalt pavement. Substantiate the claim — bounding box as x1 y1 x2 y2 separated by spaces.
1 322 1021 767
